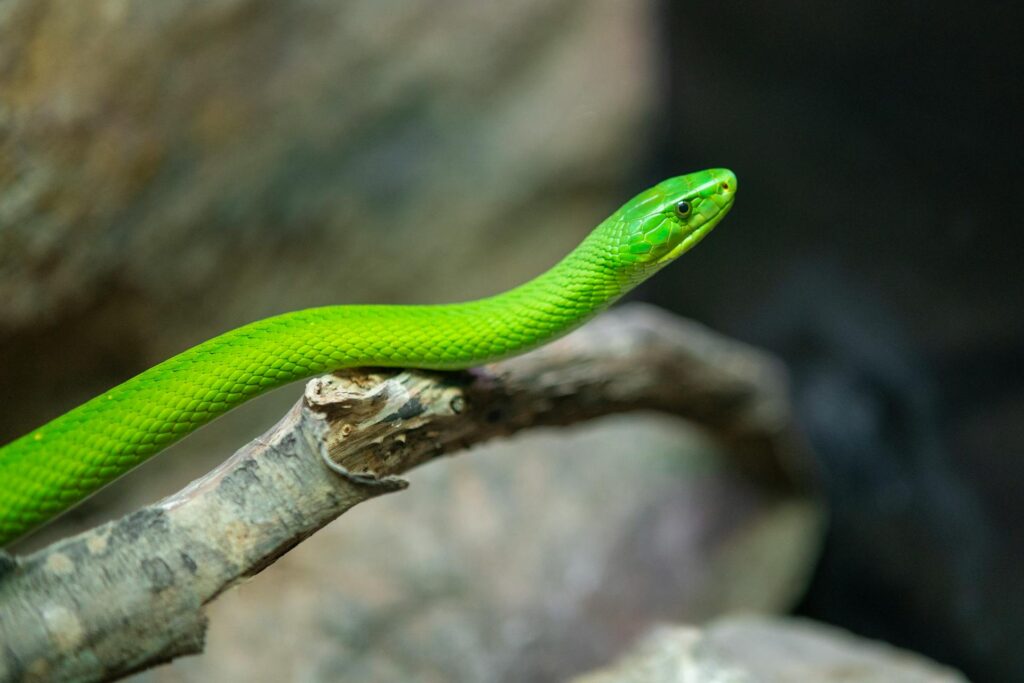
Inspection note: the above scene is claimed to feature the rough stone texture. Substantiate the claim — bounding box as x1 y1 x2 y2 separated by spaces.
574 616 968 683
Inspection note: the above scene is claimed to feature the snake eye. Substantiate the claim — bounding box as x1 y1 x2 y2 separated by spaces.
675 200 692 217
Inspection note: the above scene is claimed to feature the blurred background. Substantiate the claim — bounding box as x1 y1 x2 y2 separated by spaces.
0 0 1020 681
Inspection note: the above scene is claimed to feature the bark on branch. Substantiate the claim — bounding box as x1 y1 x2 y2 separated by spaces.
0 304 808 683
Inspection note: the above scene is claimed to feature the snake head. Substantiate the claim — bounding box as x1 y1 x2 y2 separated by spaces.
616 168 736 271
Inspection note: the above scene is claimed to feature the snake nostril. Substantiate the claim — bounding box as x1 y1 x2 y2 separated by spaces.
719 181 730 192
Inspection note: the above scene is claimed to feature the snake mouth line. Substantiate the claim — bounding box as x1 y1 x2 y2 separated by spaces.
665 195 734 261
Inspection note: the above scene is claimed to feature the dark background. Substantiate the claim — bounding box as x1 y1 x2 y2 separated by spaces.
643 2 1022 680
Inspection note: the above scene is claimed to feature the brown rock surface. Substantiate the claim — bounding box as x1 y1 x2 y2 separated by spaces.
0 0 654 443
574 616 968 683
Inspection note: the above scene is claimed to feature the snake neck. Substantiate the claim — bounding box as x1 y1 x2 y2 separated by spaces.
467 229 637 353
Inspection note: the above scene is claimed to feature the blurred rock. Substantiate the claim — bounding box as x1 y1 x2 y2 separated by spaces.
0 0 655 441
574 616 968 683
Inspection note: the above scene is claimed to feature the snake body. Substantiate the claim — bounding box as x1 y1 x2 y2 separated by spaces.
0 168 736 545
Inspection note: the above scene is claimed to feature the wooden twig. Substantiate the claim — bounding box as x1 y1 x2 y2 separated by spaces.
0 304 807 683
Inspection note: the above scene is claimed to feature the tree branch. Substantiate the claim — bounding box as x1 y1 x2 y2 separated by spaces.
0 304 809 683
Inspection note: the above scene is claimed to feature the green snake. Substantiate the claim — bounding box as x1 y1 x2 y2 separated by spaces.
0 168 736 546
